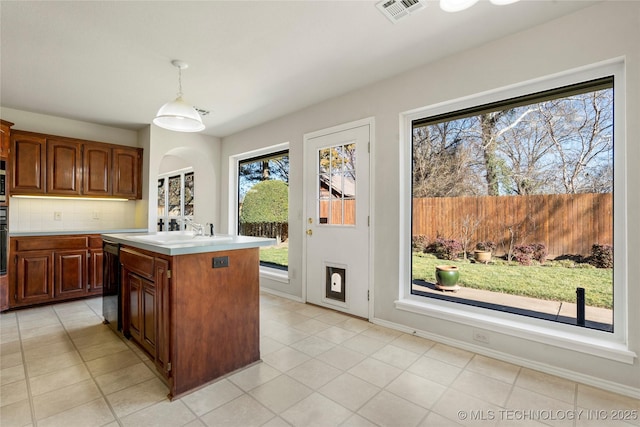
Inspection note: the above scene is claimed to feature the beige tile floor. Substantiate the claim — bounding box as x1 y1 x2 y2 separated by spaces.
1 293 638 427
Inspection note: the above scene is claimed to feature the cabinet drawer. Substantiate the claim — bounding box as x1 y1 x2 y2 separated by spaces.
88 235 103 249
12 236 88 252
121 247 154 279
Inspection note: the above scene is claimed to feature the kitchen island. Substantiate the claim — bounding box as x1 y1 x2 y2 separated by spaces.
101 231 275 399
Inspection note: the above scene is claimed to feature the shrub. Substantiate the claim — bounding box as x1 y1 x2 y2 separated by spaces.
412 235 429 253
513 243 547 265
239 180 288 223
590 244 613 268
475 241 496 252
513 244 534 265
532 243 548 264
427 237 462 260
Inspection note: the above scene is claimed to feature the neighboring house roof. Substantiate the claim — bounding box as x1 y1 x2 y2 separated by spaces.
319 174 355 198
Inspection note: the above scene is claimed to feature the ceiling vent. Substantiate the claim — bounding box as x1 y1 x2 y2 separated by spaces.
376 0 426 23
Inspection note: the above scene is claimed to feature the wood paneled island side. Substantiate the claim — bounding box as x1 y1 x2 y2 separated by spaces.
102 232 274 399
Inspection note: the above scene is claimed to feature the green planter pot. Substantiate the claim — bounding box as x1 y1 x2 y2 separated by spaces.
435 265 460 291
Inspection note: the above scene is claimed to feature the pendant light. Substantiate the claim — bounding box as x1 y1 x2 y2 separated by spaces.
153 60 205 133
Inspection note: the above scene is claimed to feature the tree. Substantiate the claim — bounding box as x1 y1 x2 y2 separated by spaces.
412 88 613 197
239 153 289 201
412 122 482 197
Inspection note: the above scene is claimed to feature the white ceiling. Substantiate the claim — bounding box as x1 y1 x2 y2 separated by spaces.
1 0 596 138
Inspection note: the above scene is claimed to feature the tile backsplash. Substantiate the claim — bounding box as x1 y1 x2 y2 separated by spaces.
8 197 139 232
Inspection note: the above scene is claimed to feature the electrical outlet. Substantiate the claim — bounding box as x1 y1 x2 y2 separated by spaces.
212 256 229 269
54 211 62 221
473 329 490 344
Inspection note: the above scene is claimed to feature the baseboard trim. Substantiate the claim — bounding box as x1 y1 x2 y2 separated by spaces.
259 286 304 303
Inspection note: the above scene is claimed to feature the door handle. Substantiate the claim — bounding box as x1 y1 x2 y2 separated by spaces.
306 229 313 236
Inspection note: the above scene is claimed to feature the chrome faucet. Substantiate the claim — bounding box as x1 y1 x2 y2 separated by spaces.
181 218 205 236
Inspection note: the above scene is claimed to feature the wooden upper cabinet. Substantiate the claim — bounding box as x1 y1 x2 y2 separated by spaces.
47 138 82 195
0 120 13 158
113 147 142 199
10 131 46 194
9 129 142 199
83 143 112 196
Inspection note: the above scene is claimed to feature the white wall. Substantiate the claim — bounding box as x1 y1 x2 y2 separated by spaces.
220 2 640 395
144 125 221 232
0 107 138 147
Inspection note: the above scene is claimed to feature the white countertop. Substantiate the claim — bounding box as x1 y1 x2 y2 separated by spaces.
9 229 149 237
101 231 276 256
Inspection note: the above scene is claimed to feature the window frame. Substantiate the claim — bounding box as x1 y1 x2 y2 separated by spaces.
397 59 635 364
230 142 290 277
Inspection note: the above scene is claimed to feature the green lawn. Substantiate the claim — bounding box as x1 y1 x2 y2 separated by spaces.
258 246 613 309
413 252 612 309
259 245 289 267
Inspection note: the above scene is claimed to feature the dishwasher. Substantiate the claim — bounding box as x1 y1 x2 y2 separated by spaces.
102 240 121 333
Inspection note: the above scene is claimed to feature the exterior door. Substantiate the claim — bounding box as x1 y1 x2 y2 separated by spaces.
304 121 371 319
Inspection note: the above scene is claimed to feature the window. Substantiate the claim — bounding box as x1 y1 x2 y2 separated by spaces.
237 149 289 270
400 61 630 361
157 168 194 231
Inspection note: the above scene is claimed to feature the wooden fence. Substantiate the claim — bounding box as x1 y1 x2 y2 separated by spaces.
240 222 289 243
412 193 612 258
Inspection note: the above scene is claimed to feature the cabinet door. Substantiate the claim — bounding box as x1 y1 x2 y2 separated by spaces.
47 138 82 195
141 279 157 355
126 271 156 355
14 251 54 305
83 144 111 196
113 147 141 199
0 120 12 158
54 249 87 299
154 258 171 377
88 249 103 294
0 275 9 312
127 271 142 342
10 132 46 194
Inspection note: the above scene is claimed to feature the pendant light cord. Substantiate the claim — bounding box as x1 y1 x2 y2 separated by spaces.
176 66 183 98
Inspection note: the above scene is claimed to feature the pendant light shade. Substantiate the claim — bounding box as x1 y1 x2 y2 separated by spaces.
154 96 205 132
153 60 205 133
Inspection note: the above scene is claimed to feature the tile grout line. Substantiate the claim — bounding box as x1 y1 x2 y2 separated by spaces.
87 297 206 426
51 302 125 427
14 311 39 427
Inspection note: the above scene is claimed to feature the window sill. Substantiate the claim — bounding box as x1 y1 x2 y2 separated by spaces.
260 267 289 284
395 297 636 364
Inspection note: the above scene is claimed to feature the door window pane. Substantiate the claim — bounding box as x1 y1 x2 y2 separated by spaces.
317 143 356 225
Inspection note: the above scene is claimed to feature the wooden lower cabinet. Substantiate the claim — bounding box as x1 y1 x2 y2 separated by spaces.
14 251 54 305
54 249 87 299
120 245 260 399
0 275 8 312
9 235 103 308
126 271 157 356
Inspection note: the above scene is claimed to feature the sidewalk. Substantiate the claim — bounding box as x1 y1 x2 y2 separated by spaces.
413 282 613 327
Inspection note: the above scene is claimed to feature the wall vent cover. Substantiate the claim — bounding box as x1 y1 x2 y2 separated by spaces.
376 0 426 23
